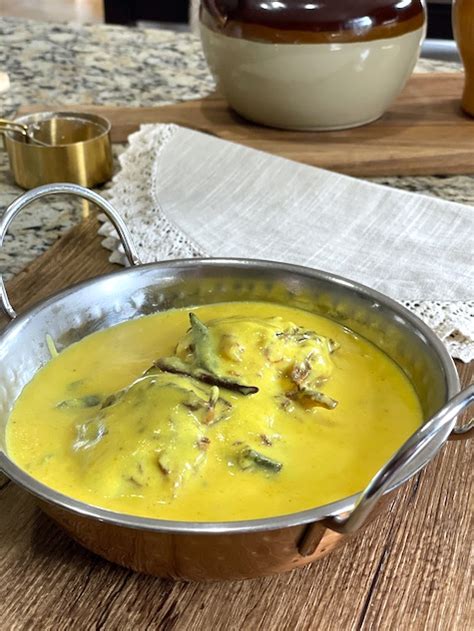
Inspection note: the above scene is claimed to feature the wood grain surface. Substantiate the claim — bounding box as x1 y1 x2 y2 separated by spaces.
17 73 474 177
0 218 472 630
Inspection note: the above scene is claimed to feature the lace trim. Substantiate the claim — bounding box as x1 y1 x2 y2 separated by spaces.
99 124 204 263
99 124 473 363
401 300 474 364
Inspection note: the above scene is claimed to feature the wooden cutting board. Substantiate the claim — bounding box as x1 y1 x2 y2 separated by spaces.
17 73 474 177
0 217 472 629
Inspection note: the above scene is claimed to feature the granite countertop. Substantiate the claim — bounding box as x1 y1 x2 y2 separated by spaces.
0 17 472 280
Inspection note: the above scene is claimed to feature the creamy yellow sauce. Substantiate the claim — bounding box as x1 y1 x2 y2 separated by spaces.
7 301 422 521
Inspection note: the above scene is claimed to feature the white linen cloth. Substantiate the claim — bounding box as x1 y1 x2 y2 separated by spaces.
99 124 474 362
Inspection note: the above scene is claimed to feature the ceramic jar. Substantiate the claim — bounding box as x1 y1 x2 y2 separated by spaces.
200 0 427 130
453 0 474 117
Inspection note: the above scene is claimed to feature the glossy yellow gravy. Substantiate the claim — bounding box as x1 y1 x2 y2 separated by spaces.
7 302 422 521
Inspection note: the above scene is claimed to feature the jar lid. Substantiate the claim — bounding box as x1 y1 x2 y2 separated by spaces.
201 0 425 44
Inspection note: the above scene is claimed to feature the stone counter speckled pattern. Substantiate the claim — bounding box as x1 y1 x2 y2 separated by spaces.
0 17 472 281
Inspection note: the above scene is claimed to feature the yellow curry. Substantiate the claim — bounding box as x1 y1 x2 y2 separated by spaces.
7 301 422 521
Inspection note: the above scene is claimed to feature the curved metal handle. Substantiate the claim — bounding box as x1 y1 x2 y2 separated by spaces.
0 118 28 136
0 118 28 148
449 407 474 439
324 385 474 534
0 118 50 147
0 183 141 320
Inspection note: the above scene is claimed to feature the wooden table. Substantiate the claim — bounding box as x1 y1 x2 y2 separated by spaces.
0 218 472 630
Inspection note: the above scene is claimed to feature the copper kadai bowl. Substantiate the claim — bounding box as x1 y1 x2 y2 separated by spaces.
0 184 472 581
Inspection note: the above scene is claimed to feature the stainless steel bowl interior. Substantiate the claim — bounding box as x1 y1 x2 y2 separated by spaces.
0 259 460 534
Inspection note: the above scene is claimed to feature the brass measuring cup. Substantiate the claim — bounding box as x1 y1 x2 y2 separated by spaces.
0 112 113 189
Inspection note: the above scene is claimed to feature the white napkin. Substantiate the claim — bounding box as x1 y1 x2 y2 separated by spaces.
100 124 474 362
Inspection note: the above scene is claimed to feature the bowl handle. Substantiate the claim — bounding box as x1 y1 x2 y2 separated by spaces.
322 385 474 536
0 183 141 320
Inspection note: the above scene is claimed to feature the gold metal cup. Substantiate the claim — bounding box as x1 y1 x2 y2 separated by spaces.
1 112 113 189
